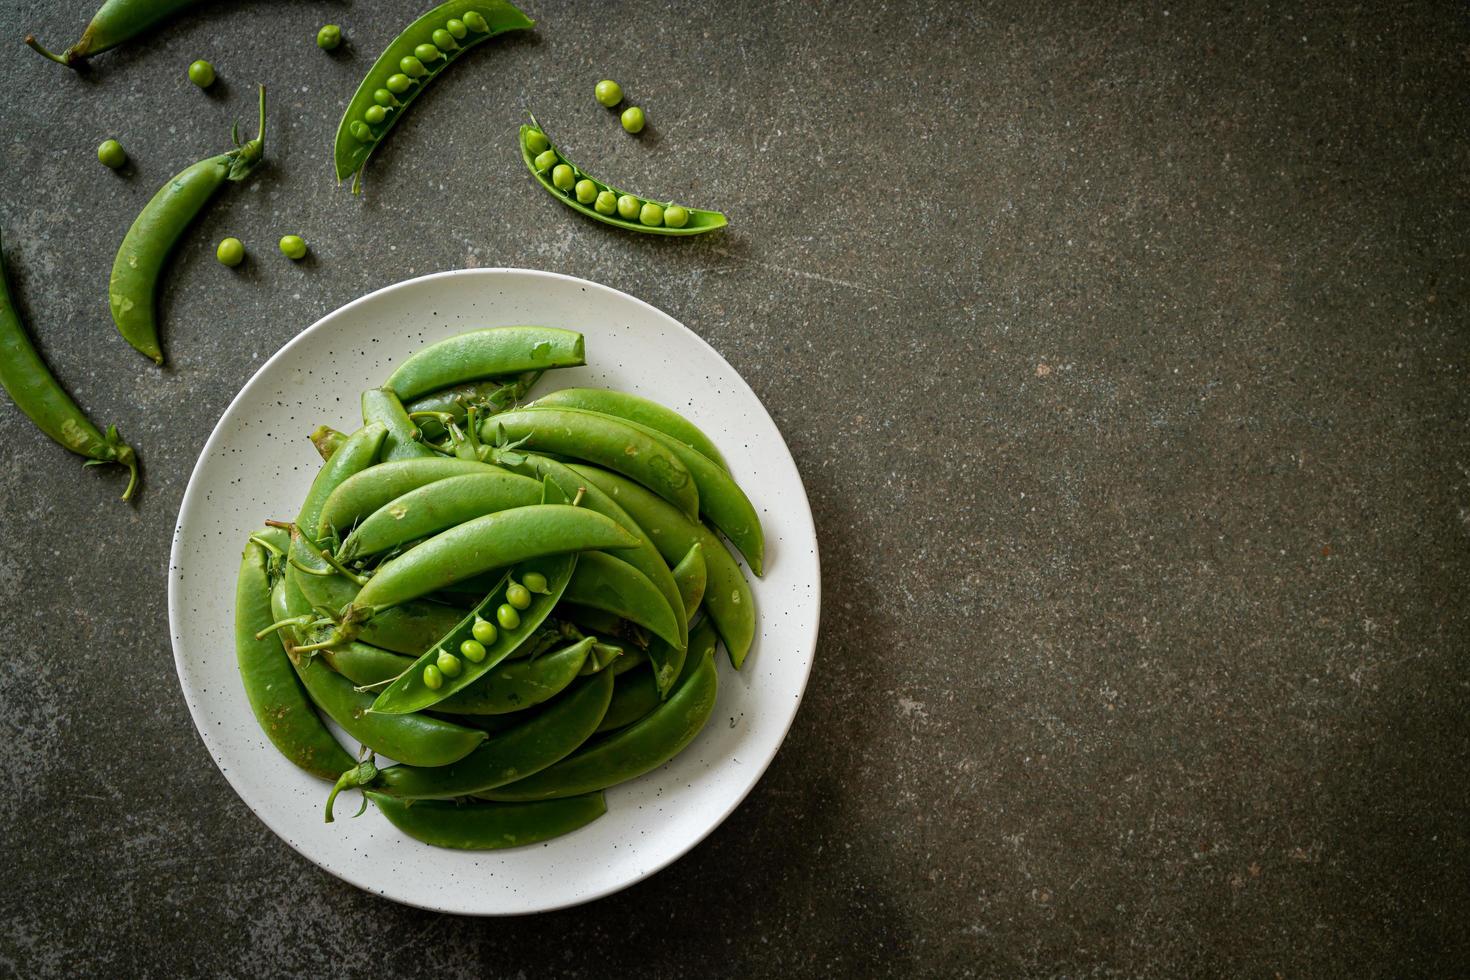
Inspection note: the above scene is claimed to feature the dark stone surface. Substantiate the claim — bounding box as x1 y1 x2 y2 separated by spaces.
2 0 1467 975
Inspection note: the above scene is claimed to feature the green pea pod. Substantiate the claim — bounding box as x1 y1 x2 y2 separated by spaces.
672 543 707 619
320 641 413 687
595 665 659 734
236 534 354 780
364 791 606 850
375 669 613 799
579 641 625 675
479 639 718 802
532 388 729 470
435 636 596 714
296 423 388 547
571 465 756 668
334 0 534 194
563 551 684 656
386 327 584 403
317 457 501 540
0 230 139 499
361 387 435 461
26 0 206 67
612 648 648 676
351 504 638 611
275 571 485 767
110 87 266 365
310 425 348 462
485 408 699 518
337 470 542 561
406 370 543 439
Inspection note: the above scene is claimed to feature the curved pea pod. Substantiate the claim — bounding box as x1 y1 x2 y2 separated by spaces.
435 636 596 714
370 553 574 714
337 470 543 561
26 0 205 67
375 669 613 799
317 457 501 540
297 423 388 548
532 388 729 470
236 535 354 780
479 642 718 802
310 425 348 462
672 543 707 619
595 666 659 734
571 465 756 668
275 571 484 767
362 387 435 461
485 408 698 518
386 326 584 403
364 791 605 850
352 504 638 611
320 642 413 687
563 551 684 655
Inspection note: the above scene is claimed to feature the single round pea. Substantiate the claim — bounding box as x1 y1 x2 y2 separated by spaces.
522 571 549 593
664 205 690 228
533 149 558 172
617 194 642 219
525 130 550 155
431 29 459 51
436 650 463 677
463 11 488 32
414 43 441 63
620 106 646 134
422 664 444 690
640 202 665 226
551 164 576 191
188 59 215 88
400 55 427 78
575 179 598 204
279 235 308 260
373 88 400 108
595 79 623 107
445 18 467 39
316 24 341 50
349 120 373 143
364 105 387 125
506 582 532 609
460 639 487 663
496 604 521 630
96 139 126 169
215 237 244 267
594 191 618 215
471 617 498 644
386 73 413 94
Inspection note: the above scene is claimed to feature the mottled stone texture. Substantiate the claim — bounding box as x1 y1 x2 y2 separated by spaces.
1 0 1467 976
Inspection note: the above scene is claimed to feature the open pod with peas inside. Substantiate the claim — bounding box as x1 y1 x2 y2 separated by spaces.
519 123 727 236
334 1 534 194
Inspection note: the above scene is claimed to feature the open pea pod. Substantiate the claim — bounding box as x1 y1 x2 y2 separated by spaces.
435 636 596 714
364 791 606 850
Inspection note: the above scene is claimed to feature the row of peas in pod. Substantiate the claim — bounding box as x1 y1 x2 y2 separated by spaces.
237 326 764 849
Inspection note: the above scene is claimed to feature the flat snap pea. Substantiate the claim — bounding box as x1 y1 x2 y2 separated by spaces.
363 791 606 849
376 669 613 798
296 423 388 547
333 0 534 193
336 470 541 560
478 639 717 802
672 542 707 619
110 87 266 365
27 0 206 67
317 457 501 541
485 408 699 518
434 636 596 714
361 387 434 461
0 230 140 500
563 551 684 654
351 504 638 611
518 122 727 236
387 327 584 403
370 553 573 714
596 664 659 734
571 465 756 668
310 425 348 462
236 534 354 779
532 387 730 471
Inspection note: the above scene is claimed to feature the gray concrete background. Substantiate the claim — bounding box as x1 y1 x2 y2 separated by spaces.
1 0 1467 976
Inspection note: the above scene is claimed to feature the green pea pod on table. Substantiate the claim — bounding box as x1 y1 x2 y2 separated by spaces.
26 0 207 68
335 0 535 194
385 326 583 403
672 542 707 618
531 387 729 470
336 469 543 561
110 86 267 365
316 456 501 541
0 229 139 499
562 550 685 654
361 387 435 461
434 636 596 714
363 791 606 850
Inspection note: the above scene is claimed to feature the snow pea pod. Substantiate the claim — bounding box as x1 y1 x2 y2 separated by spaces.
296 423 388 547
334 0 534 194
236 532 354 780
337 470 542 561
672 543 707 618
351 504 637 611
571 465 756 668
363 791 606 850
317 457 499 541
386 326 583 403
0 230 138 499
110 87 266 365
485 408 698 518
563 551 684 653
532 388 729 470
519 122 727 236
361 387 434 461
26 0 207 67
375 669 613 799
435 636 596 714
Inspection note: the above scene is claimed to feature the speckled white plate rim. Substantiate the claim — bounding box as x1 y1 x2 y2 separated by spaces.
168 268 820 915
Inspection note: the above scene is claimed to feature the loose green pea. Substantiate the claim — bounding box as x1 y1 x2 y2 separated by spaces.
350 120 373 143
460 639 487 663
594 191 618 215
215 237 244 267
445 18 468 39
664 205 690 228
620 106 646 134
279 235 308 260
595 79 623 107
188 59 215 88
422 664 444 689
415 43 441 63
575 179 598 204
640 202 665 226
316 24 342 50
533 149 558 172
551 164 576 191
364 105 387 125
471 618 498 644
526 130 550 155
96 139 126 169
523 571 550 593
497 604 521 630
374 88 400 108
506 582 532 609
436 649 463 677
400 56 427 78
431 29 459 51
386 73 413 94
617 194 642 219
463 11 488 32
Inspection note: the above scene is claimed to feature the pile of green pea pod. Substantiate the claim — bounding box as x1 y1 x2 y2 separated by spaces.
236 325 762 850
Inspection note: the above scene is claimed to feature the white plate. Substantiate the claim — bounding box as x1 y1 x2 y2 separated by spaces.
168 269 819 914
